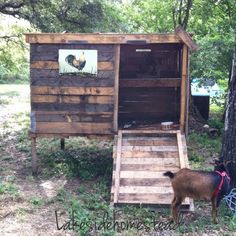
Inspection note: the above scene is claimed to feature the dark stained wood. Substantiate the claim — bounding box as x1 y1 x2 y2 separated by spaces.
31 103 113 112
31 95 114 104
30 44 115 62
25 33 182 44
34 122 113 134
31 61 114 71
175 26 198 52
119 78 181 88
30 68 114 79
119 178 171 187
34 113 113 123
31 86 114 95
31 77 114 87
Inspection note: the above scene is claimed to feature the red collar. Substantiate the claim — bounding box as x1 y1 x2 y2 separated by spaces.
212 171 231 198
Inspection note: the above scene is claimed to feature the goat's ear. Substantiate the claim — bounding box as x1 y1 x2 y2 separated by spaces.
215 159 222 166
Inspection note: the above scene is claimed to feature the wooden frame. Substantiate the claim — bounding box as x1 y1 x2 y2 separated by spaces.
180 45 188 133
26 30 197 175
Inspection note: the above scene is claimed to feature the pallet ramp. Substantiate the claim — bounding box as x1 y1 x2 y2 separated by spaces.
111 130 193 209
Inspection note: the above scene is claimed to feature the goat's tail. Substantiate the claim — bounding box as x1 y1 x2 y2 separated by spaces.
163 171 175 179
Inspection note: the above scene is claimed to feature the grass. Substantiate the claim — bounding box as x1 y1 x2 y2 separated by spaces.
0 84 235 235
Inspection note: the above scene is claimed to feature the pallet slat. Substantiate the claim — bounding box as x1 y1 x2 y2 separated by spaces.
111 130 191 209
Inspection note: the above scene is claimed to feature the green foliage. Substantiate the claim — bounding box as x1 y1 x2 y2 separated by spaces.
38 139 113 179
0 16 30 83
29 197 44 207
0 180 19 198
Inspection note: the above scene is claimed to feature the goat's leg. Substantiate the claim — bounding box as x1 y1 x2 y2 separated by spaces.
211 197 218 224
170 196 176 221
172 196 183 223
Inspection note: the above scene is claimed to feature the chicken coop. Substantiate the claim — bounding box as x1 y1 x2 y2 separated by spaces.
26 27 197 207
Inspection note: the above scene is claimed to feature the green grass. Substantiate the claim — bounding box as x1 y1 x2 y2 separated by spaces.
0 181 19 198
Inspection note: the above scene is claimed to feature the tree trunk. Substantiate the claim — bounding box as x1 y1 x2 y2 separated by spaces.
220 39 236 187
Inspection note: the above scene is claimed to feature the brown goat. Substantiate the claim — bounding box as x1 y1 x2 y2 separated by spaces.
164 165 230 223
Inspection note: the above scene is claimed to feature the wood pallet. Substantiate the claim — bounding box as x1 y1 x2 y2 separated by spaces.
111 130 193 209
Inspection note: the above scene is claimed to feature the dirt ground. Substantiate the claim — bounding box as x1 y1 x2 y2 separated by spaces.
0 85 78 236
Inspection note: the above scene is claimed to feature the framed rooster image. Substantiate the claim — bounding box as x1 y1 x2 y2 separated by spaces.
59 49 97 75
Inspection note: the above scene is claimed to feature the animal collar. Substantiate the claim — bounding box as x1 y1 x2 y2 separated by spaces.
212 171 231 198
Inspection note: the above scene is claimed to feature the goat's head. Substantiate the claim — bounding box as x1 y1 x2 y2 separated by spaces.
214 159 231 174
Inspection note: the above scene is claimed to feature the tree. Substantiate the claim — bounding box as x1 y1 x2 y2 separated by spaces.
172 0 193 30
220 35 236 187
0 0 125 32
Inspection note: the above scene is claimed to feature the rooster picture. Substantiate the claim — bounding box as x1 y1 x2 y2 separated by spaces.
65 52 86 71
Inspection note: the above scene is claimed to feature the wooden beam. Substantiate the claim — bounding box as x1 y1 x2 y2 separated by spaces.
175 26 198 52
31 61 114 71
114 131 122 203
31 95 114 104
113 45 120 132
31 137 38 175
176 131 186 169
25 33 182 44
119 78 181 88
180 45 188 133
31 86 114 96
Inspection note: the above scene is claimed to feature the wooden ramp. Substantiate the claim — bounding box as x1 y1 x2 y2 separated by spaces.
111 130 193 209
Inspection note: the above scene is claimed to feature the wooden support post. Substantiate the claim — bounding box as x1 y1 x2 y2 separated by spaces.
185 51 190 136
113 45 120 133
60 138 65 150
114 131 122 203
31 137 38 175
176 131 186 169
180 45 188 133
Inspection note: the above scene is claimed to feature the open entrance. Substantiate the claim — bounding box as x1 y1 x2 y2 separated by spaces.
118 43 182 129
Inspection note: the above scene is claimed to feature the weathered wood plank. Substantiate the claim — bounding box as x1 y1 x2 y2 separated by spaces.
34 113 113 123
119 87 180 99
111 186 173 194
31 95 114 104
114 131 122 203
31 103 113 112
120 164 179 172
114 193 173 204
34 122 113 134
121 151 179 159
120 157 179 165
117 171 169 179
175 26 198 52
122 138 177 146
34 111 112 115
30 44 115 62
30 68 114 79
119 178 171 187
180 44 188 132
25 33 182 44
31 61 114 70
31 77 114 87
121 146 178 152
113 45 120 132
119 79 181 88
112 194 190 205
31 86 114 95
177 131 186 168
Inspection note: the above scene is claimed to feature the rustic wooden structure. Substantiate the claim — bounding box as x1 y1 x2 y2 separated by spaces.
111 130 193 208
25 28 197 207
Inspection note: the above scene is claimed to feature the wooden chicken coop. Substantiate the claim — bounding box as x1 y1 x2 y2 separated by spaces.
25 27 197 208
